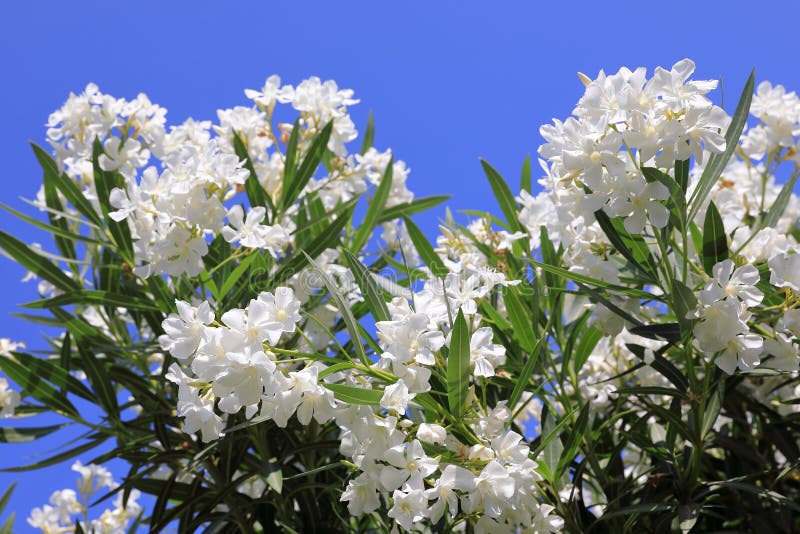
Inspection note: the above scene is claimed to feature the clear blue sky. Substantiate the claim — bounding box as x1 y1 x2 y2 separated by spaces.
1 0 797 528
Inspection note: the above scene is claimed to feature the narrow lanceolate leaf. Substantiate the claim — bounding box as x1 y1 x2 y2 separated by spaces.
447 309 471 416
480 159 522 233
233 132 274 216
303 252 369 366
77 345 119 417
0 231 80 293
91 139 133 258
593 208 658 281
688 69 755 223
0 482 14 515
343 249 390 322
376 195 450 224
508 333 547 410
21 290 161 312
40 162 76 261
281 117 302 201
269 202 355 286
531 261 657 300
360 112 375 155
701 200 728 274
0 424 68 443
31 143 103 227
701 378 724 440
503 287 536 352
675 158 690 193
0 355 79 417
323 383 383 405
538 409 564 485
672 279 698 338
0 202 108 248
282 121 334 210
403 216 447 278
762 173 800 229
556 402 590 478
352 158 393 252
520 155 532 193
625 344 689 392
10 351 95 403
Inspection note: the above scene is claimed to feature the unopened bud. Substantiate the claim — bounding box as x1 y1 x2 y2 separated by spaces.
577 72 593 87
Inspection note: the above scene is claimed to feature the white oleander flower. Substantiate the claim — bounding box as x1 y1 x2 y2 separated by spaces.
698 259 763 307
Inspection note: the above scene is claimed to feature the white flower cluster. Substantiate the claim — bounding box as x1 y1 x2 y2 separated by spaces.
157 242 558 530
530 58 729 244
160 288 304 441
45 76 414 279
338 408 562 533
515 60 800 376
28 461 142 533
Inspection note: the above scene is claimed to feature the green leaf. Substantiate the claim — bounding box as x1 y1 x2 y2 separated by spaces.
593 208 658 281
573 325 602 373
0 202 108 248
0 355 79 417
282 121 334 210
1 435 107 472
531 261 657 300
625 344 689 392
342 249 390 323
402 216 447 278
628 323 681 343
31 143 103 227
706 481 800 513
376 195 450 224
503 287 536 352
323 383 383 405
762 173 800 229
0 424 69 443
303 252 369 366
671 279 698 338
352 158 393 252
40 163 76 261
520 155 532 193
509 329 548 410
76 344 119 417
219 252 260 297
615 386 690 401
234 132 274 216
539 408 564 485
480 159 522 233
269 203 355 286
701 378 724 440
688 69 755 222
0 483 15 515
360 112 375 155
556 402 590 478
447 309 471 416
675 158 690 193
0 230 81 293
21 290 161 311
91 140 133 258
281 118 302 202
701 200 728 274
9 351 95 403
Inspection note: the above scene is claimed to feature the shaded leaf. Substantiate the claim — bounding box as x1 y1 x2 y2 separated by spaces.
701 200 728 274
